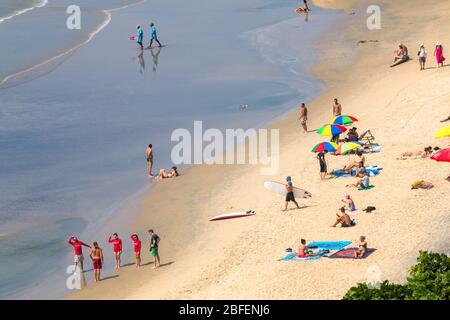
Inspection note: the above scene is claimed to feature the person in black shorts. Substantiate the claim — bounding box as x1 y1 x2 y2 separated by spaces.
282 176 300 211
317 150 328 180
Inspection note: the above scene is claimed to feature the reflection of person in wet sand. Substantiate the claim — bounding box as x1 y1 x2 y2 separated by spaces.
296 0 310 13
150 46 161 72
138 50 146 74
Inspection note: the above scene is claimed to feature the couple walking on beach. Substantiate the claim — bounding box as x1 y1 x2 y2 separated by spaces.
68 229 161 282
136 22 163 50
417 42 446 70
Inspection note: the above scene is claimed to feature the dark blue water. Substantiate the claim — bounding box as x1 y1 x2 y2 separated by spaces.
0 0 339 298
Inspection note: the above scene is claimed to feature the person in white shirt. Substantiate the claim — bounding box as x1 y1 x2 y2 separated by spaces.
418 44 427 70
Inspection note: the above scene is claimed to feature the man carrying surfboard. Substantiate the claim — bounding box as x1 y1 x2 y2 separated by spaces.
282 176 301 211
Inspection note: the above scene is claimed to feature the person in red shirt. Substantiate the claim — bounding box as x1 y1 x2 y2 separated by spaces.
131 234 142 268
108 233 122 270
68 235 91 272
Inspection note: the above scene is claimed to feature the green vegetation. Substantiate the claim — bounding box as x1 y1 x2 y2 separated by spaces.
343 251 450 300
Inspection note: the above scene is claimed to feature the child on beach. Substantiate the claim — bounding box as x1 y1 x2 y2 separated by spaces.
418 44 427 70
434 42 445 68
108 233 122 270
355 236 368 258
331 207 355 228
299 103 308 133
89 242 103 282
282 176 301 211
131 234 142 268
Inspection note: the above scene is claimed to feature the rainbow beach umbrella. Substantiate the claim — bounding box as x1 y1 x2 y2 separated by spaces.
311 142 338 153
434 126 450 139
331 115 358 126
336 142 362 155
316 124 347 136
431 148 450 162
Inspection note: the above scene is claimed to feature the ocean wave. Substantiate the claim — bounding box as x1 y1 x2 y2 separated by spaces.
0 0 48 24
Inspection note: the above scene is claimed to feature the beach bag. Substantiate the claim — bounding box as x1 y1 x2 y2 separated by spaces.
363 206 376 213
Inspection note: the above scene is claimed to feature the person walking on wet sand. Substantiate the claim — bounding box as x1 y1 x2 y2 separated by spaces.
146 144 154 177
68 235 91 273
299 103 308 133
148 22 162 48
148 229 160 269
282 176 300 211
89 242 103 282
332 98 342 117
136 25 144 50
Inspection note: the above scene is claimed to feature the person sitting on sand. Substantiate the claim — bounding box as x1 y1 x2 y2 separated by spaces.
347 171 370 189
343 151 365 173
391 43 409 67
297 239 319 258
396 146 434 160
342 194 357 212
331 207 355 228
345 127 359 142
158 166 179 180
282 176 301 211
355 236 368 258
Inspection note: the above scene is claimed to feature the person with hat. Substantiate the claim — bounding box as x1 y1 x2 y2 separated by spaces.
417 43 427 70
434 42 445 68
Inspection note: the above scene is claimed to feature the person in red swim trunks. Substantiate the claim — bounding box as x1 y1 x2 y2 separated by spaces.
68 235 91 272
131 234 142 268
89 241 104 282
108 233 122 270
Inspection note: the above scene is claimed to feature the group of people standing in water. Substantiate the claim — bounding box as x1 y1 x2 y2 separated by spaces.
68 229 160 282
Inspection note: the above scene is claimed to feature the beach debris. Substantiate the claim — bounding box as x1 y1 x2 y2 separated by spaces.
357 40 379 45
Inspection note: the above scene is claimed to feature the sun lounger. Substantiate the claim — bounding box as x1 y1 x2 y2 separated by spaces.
359 129 376 147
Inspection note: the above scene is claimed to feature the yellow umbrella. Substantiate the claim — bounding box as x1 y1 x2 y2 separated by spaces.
337 142 362 155
434 126 450 139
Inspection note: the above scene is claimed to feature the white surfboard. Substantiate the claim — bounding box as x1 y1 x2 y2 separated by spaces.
264 181 312 198
209 211 256 221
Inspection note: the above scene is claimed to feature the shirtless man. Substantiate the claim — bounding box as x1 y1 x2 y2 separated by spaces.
299 103 308 133
332 98 342 117
146 144 154 177
331 207 354 227
397 147 433 160
355 236 368 258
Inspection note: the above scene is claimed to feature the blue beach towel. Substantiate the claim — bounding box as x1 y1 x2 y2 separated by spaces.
333 165 381 178
307 241 352 251
280 248 329 262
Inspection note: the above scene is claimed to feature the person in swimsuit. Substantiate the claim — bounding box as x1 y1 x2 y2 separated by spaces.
355 236 368 258
131 234 142 268
89 242 104 282
136 25 144 50
331 207 355 227
108 233 122 270
299 103 308 133
343 151 365 173
68 235 91 272
332 98 342 117
342 194 357 212
148 229 160 269
396 146 434 160
297 239 320 258
391 43 409 67
317 151 328 180
148 22 163 48
158 166 179 180
282 176 301 211
146 144 154 177
345 127 359 142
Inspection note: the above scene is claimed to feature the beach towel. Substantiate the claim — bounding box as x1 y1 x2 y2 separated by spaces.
307 241 352 251
362 145 382 153
328 247 376 259
358 185 375 191
332 165 381 178
279 252 323 262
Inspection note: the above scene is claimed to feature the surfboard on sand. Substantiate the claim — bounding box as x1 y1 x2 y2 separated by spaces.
264 181 312 198
210 210 256 221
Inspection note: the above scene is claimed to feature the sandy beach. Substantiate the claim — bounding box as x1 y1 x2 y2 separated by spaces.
69 0 450 300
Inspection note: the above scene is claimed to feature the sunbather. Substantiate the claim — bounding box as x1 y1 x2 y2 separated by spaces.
331 207 355 228
345 127 359 142
346 172 370 189
297 239 320 258
343 151 365 173
396 146 435 160
158 166 179 180
391 43 409 67
355 236 368 258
